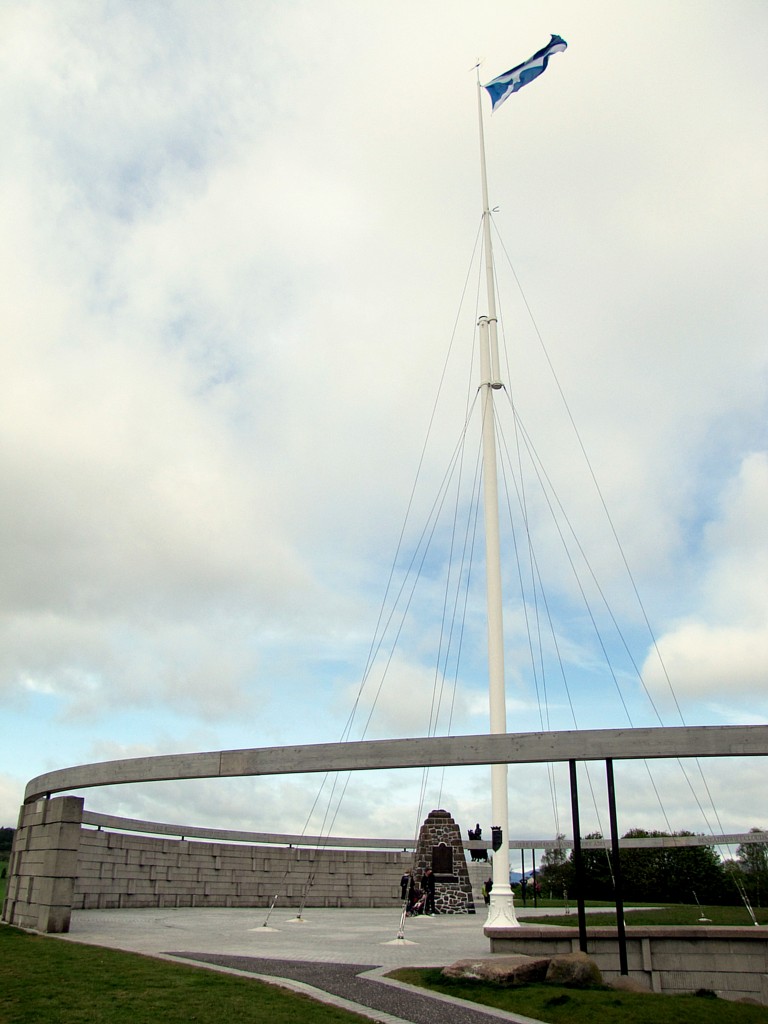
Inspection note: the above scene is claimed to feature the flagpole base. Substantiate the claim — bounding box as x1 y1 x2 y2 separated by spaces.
484 890 520 931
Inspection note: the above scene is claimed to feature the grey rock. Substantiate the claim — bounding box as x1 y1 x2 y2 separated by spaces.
545 951 602 987
442 954 551 985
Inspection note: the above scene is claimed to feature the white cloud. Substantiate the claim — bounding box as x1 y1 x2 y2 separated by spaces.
0 1 766 842
643 452 768 705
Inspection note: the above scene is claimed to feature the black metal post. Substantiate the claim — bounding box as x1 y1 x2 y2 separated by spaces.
606 758 628 975
569 759 588 952
532 848 538 907
521 847 526 906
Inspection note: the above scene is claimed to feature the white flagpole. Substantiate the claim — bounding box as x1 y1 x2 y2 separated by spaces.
476 76 519 931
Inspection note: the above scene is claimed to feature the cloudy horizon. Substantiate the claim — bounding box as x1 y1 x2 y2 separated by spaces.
1 1 766 853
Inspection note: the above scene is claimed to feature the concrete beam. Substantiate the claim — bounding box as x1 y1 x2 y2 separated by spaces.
25 724 768 804
79 812 768 852
81 811 415 850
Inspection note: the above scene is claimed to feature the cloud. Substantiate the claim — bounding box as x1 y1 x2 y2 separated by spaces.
643 452 768 706
0 1 766 844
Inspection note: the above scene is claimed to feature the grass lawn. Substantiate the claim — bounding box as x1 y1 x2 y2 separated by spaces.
388 967 768 1024
0 925 370 1024
517 904 768 927
2 898 767 1024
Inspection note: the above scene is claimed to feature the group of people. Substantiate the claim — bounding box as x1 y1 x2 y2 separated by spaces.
399 867 437 916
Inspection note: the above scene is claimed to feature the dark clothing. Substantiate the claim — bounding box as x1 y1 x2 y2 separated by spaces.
482 877 493 905
406 874 426 915
423 869 437 915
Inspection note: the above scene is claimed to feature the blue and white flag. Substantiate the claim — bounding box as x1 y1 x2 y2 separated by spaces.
484 35 567 111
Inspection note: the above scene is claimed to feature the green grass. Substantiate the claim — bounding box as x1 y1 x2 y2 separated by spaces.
516 897 619 909
0 924 370 1024
518 904 768 927
388 967 768 1023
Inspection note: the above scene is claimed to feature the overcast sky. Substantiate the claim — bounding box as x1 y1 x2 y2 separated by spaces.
1 1 766 858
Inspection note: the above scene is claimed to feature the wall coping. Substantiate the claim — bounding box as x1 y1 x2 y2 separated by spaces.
26 725 768 803
486 925 768 940
80 812 768 852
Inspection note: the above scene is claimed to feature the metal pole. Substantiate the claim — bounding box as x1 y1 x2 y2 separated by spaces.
478 317 517 929
569 760 588 952
476 78 516 931
606 758 628 974
521 848 526 906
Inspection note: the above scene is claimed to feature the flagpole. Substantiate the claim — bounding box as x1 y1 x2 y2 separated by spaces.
476 77 519 931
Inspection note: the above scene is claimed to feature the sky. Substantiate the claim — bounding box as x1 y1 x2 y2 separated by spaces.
1 1 766 859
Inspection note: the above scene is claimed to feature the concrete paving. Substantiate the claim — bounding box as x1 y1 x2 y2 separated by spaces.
61 904 501 962
57 905 567 1023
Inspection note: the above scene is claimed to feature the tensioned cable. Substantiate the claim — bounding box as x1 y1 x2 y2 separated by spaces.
490 216 747 902
494 400 671 847
341 225 484 738
488 226 672 859
486 237 610 852
435 472 482 808
492 402 614 847
289 406 484 919
500 395 735 846
492 221 684 721
266 231 490 923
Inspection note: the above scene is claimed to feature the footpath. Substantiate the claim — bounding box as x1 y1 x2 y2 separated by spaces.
60 905 561 1023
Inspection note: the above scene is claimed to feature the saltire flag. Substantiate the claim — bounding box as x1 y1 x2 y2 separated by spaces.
484 35 567 111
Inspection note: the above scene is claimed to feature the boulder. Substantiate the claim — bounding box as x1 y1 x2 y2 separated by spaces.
442 954 551 985
545 951 602 987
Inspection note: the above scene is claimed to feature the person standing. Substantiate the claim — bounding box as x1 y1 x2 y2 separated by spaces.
482 876 493 905
423 867 437 915
400 870 411 901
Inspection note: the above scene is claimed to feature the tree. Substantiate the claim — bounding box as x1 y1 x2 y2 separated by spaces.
736 827 768 908
537 835 572 898
566 828 728 905
577 832 614 901
0 827 14 854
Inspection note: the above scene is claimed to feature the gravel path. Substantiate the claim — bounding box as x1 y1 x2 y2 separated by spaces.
170 952 543 1024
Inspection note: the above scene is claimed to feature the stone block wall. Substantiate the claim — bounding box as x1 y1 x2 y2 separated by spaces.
488 926 768 1005
2 803 475 932
2 796 84 933
73 829 412 911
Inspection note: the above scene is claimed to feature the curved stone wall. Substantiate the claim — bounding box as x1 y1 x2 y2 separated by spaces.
6 725 768 933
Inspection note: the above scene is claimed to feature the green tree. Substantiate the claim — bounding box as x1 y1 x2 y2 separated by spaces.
537 835 573 898
736 827 768 907
577 832 614 901
618 829 726 905
0 828 14 854
565 828 727 905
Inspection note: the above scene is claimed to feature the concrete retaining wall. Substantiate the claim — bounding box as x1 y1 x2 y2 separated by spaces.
488 926 768 1005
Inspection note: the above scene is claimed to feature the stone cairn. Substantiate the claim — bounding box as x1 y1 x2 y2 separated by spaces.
413 809 475 914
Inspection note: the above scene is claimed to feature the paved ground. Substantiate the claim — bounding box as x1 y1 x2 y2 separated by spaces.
59 905 567 1023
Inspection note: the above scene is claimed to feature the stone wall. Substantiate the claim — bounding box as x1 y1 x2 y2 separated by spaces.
2 796 84 933
2 802 475 933
73 828 411 911
413 808 475 914
488 925 768 1005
